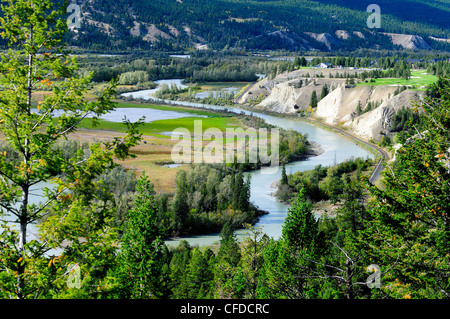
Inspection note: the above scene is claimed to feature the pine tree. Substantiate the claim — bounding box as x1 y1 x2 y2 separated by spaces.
110 173 166 298
187 248 214 298
360 78 450 298
310 90 318 108
172 170 189 235
281 163 288 185
282 187 318 251
320 84 329 100
356 100 363 115
213 221 242 298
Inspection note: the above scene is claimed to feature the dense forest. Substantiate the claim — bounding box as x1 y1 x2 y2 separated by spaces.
56 0 450 52
276 157 374 204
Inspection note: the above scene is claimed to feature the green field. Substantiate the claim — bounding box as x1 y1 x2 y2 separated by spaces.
78 114 244 138
358 69 438 90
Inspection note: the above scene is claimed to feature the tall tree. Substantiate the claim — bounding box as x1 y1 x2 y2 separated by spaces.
172 170 189 235
310 90 318 108
108 173 166 298
263 187 321 298
240 224 268 298
282 187 318 251
186 248 214 298
320 84 329 100
281 163 288 186
0 0 140 298
213 221 242 298
360 78 450 298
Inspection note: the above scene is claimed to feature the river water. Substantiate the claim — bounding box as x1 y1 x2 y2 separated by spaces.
2 79 373 249
120 79 374 247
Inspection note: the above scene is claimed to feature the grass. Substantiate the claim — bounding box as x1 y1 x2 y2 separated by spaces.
357 69 438 89
78 115 244 137
73 106 250 192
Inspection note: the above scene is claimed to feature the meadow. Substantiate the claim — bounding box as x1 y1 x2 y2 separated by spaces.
72 101 259 192
358 69 438 89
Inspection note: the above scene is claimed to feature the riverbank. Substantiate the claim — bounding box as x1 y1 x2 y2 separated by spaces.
232 81 389 178
117 80 375 246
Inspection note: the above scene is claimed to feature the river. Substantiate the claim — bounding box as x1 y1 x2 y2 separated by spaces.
120 80 374 247
2 79 373 249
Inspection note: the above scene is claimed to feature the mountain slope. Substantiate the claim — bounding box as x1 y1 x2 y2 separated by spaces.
68 0 450 51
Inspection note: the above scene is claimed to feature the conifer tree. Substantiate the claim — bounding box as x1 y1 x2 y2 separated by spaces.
320 84 329 100
282 187 318 251
360 78 450 298
109 173 166 298
310 91 318 108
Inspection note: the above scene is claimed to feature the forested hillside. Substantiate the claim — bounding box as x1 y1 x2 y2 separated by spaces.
62 0 450 52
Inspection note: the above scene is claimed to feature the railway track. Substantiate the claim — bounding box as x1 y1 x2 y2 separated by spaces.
293 117 390 184
233 83 389 184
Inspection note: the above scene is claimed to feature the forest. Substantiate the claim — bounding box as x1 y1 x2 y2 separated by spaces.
276 157 374 204
53 0 450 52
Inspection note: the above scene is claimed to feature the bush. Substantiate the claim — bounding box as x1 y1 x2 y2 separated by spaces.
118 70 149 85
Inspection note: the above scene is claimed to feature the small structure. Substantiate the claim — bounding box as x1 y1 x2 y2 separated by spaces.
315 62 331 69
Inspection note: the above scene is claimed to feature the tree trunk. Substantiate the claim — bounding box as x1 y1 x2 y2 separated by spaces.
345 259 354 300
17 185 29 299
17 26 34 298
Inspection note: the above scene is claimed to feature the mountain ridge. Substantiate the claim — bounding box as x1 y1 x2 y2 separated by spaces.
67 0 450 52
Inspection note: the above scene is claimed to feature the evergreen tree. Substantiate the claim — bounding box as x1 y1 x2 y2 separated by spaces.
217 221 241 267
360 78 450 298
281 163 288 185
320 84 329 100
240 224 268 298
169 241 192 298
109 173 166 298
356 101 363 116
172 170 189 235
282 187 318 251
213 221 242 298
310 90 318 108
187 248 214 298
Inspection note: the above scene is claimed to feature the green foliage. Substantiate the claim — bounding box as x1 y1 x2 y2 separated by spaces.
282 187 317 251
59 0 450 52
118 70 149 85
310 90 318 108
277 157 373 203
0 0 140 299
107 173 167 298
320 84 329 100
359 77 450 298
161 165 260 236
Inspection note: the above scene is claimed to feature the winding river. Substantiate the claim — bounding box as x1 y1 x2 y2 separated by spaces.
121 80 374 246
3 79 374 253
